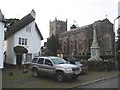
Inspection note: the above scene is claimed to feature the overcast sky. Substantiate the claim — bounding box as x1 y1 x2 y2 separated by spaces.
0 0 119 45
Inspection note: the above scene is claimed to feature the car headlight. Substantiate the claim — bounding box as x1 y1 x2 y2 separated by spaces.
65 68 72 73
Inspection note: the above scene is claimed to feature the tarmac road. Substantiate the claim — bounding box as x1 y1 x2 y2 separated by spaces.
66 76 119 90
76 76 119 88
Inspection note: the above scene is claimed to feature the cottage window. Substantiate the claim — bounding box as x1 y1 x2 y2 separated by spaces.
18 38 27 45
25 39 27 45
22 39 24 45
26 53 32 62
19 38 22 44
26 25 31 32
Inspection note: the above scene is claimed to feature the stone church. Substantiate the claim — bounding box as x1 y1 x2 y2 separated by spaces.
49 18 115 59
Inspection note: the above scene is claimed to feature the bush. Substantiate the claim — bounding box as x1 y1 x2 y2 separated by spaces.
73 55 116 71
100 55 114 60
73 55 90 60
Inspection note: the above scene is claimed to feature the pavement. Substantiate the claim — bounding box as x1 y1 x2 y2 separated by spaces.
0 69 2 90
67 75 119 90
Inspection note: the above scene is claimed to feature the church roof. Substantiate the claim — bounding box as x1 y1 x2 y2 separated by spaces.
6 13 43 40
94 18 113 25
68 18 112 32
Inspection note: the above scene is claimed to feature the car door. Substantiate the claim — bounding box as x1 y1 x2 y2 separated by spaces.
43 59 55 76
31 58 39 67
37 58 44 74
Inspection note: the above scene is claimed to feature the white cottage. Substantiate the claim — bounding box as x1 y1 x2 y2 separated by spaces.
0 9 5 68
5 10 43 66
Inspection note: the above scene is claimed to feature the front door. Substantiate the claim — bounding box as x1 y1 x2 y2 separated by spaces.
16 55 22 66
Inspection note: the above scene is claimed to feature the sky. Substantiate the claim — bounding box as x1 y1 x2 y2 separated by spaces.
0 0 119 45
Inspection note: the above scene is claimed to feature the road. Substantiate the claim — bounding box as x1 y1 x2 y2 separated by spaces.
0 70 2 90
69 76 119 89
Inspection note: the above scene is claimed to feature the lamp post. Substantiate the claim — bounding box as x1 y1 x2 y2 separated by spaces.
114 16 120 70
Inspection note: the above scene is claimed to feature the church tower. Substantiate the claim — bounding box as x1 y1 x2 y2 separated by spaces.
49 18 67 37
0 9 5 68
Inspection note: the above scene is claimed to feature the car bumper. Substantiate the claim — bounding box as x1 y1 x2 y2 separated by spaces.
64 71 80 79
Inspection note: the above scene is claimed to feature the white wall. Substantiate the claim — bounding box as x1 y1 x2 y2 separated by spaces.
6 35 16 65
15 21 42 54
0 22 4 68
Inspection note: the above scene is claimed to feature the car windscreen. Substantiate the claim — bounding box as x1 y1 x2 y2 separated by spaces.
75 61 81 65
51 57 67 64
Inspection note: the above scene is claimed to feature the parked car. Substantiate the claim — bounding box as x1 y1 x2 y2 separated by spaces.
29 56 81 82
69 60 88 74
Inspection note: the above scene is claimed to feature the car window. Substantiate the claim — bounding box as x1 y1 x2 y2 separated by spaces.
37 58 44 64
45 59 53 66
51 57 67 64
31 58 38 63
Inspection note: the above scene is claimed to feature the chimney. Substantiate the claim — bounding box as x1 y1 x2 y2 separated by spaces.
31 9 36 19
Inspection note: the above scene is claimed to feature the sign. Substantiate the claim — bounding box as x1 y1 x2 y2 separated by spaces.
91 49 96 57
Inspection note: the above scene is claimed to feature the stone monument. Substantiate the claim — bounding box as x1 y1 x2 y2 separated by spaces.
88 23 102 61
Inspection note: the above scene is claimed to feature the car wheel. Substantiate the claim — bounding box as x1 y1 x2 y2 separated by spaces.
33 69 39 77
56 71 65 82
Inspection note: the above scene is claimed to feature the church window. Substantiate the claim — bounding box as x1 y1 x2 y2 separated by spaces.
60 26 63 31
103 34 111 51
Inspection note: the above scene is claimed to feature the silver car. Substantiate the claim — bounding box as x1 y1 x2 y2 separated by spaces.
29 56 81 82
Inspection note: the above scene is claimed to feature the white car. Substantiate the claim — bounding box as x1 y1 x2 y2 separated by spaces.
29 56 81 82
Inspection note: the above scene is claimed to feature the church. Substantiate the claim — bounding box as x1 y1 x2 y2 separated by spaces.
49 18 115 59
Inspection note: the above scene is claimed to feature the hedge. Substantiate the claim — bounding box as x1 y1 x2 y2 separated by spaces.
73 55 116 71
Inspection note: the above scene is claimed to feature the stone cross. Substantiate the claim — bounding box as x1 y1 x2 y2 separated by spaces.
88 23 102 61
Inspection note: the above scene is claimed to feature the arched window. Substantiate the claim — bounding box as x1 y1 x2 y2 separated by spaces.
103 34 111 53
78 39 83 54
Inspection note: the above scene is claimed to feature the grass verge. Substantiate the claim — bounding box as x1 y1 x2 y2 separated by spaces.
2 68 118 88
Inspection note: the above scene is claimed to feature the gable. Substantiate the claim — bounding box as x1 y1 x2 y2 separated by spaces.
35 23 43 40
6 13 43 40
101 18 113 25
6 14 35 39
